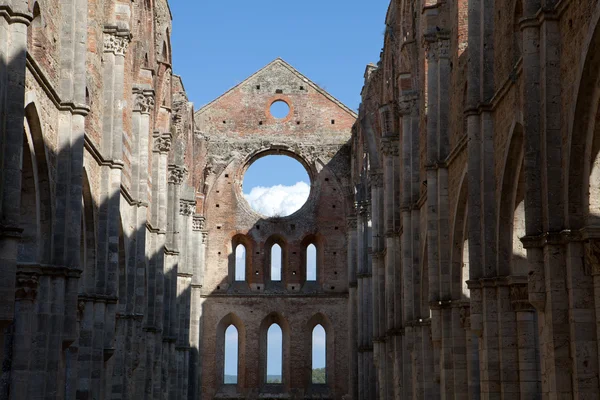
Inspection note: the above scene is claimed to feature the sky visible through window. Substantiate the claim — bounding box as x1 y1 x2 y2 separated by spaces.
243 155 310 217
170 0 389 383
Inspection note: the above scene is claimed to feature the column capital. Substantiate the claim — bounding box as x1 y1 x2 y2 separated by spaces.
378 103 397 136
103 30 131 56
398 93 419 116
133 89 155 114
179 200 196 216
153 133 172 154
424 32 451 61
192 216 206 231
15 272 38 301
369 170 384 188
380 136 399 157
510 284 534 312
168 165 188 185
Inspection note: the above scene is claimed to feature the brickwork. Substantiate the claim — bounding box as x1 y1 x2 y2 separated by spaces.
349 0 600 398
3 0 600 399
194 59 354 399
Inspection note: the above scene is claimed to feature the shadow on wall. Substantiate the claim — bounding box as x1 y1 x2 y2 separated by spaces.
0 84 198 400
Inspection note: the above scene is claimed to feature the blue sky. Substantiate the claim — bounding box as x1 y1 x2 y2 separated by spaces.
168 0 389 381
243 156 311 217
169 0 390 112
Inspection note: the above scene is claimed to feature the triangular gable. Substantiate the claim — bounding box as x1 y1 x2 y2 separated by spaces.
194 58 357 118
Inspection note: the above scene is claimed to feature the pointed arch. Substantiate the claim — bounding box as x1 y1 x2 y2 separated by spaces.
80 166 97 294
259 313 290 388
216 313 247 387
20 102 52 264
265 235 287 283
450 167 469 300
231 234 253 283
497 122 526 276
305 313 335 388
301 234 324 284
566 3 600 229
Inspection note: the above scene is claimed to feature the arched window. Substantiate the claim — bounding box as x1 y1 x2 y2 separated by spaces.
312 325 326 384
271 244 282 281
306 244 317 281
235 244 246 281
266 324 283 384
224 325 239 384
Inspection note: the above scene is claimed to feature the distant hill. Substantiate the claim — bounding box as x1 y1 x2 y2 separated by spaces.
266 375 282 384
312 368 326 384
225 375 286 384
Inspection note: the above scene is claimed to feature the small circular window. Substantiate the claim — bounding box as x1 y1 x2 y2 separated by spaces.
243 155 310 217
269 100 290 119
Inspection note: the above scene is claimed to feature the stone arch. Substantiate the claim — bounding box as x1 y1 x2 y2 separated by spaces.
265 235 287 284
301 233 325 284
497 122 526 276
566 2 600 229
304 313 335 388
20 102 52 264
79 167 97 294
216 313 247 388
230 234 253 284
360 114 382 171
450 167 469 300
163 28 171 63
258 312 290 389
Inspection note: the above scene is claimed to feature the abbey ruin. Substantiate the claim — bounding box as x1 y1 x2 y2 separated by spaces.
1 0 600 398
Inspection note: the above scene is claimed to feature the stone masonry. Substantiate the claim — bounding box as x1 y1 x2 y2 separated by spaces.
2 0 600 399
349 0 600 399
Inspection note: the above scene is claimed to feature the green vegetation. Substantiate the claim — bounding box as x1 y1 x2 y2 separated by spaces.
267 375 282 384
312 368 326 384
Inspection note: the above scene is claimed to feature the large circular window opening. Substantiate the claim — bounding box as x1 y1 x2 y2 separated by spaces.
243 155 310 217
269 100 291 119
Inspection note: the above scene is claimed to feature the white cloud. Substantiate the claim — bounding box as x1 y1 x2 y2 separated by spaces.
244 181 310 217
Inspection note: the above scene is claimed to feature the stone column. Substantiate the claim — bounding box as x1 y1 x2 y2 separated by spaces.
451 302 469 400
399 90 418 400
175 198 194 400
370 170 386 400
0 5 31 376
144 132 171 399
458 304 481 399
510 282 541 398
8 273 37 399
357 200 374 400
379 102 400 400
347 215 359 400
189 217 206 399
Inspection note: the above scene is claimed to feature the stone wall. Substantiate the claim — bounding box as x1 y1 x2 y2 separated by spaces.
194 59 355 399
349 0 600 398
0 0 198 398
